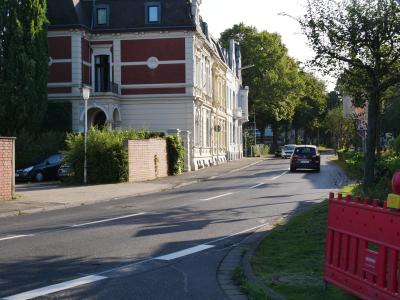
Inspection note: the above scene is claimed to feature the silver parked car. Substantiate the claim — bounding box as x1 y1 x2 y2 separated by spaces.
281 144 296 158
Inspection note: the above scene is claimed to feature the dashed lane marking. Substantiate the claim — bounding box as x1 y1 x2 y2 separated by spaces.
3 275 107 300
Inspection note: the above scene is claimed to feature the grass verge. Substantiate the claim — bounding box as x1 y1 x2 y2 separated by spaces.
251 201 357 300
231 266 270 300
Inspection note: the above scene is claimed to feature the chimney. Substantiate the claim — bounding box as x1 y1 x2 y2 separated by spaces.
191 0 202 26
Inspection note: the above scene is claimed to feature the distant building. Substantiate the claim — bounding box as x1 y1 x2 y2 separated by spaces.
47 0 249 170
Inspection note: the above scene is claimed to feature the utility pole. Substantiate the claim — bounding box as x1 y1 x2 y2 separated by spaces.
253 107 257 147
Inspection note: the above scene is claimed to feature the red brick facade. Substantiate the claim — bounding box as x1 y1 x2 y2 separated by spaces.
0 138 15 201
121 38 185 62
48 35 186 95
128 139 168 182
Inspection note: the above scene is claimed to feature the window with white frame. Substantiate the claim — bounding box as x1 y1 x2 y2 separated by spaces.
96 6 109 26
146 2 161 23
196 57 201 88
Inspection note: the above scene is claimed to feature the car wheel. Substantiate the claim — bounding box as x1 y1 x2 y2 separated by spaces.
35 172 44 182
316 166 320 173
290 166 296 172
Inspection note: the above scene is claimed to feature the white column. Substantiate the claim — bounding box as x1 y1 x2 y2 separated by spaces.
71 33 82 94
185 35 195 96
113 38 121 90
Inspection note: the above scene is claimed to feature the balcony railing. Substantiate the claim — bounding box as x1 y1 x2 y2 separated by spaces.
95 81 119 94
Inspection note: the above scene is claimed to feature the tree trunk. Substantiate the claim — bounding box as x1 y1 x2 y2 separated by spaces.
364 89 380 188
294 128 298 144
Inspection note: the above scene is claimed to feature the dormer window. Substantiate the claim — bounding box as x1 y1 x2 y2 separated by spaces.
146 3 161 23
96 5 109 26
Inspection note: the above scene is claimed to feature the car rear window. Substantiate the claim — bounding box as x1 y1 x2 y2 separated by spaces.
284 145 295 150
294 147 316 155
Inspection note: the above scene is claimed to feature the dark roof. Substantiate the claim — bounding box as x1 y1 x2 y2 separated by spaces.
47 0 195 33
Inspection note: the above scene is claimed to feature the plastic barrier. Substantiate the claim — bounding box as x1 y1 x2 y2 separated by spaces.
324 193 400 300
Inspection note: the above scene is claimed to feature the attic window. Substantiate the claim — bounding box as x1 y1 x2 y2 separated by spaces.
96 7 108 26
146 3 160 23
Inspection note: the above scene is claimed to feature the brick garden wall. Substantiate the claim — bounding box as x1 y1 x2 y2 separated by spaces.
128 139 168 182
0 138 15 200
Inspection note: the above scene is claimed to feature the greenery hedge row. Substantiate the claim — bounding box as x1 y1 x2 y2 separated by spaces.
63 128 185 184
338 146 400 199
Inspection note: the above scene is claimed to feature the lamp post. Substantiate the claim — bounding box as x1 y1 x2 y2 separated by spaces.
82 85 91 184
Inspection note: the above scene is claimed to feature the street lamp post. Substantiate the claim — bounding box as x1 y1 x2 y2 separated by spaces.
82 86 91 184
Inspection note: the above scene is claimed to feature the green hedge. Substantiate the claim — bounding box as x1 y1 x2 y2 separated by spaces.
64 128 184 184
166 135 185 175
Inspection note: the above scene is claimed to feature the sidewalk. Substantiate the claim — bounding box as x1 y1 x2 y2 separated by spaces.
0 158 265 219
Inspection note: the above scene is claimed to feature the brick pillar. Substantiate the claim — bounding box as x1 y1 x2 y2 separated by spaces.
0 137 15 201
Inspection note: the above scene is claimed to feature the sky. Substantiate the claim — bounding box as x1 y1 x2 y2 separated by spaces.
200 0 336 91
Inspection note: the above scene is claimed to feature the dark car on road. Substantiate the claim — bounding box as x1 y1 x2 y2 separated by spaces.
290 145 320 172
16 154 64 182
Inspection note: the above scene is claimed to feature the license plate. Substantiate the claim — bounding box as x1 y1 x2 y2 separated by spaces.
300 160 309 164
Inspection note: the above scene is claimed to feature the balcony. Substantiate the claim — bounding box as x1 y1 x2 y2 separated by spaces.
94 81 119 94
233 108 243 119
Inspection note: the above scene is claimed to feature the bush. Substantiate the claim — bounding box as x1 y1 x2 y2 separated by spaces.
64 128 162 184
64 128 179 184
15 130 66 168
251 144 270 157
337 149 364 179
389 135 400 155
166 135 185 175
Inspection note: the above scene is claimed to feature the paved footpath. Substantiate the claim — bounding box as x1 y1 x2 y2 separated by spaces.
0 158 264 219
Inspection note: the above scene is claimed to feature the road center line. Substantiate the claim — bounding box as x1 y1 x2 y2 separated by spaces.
0 234 34 241
155 244 215 261
249 183 265 189
200 193 233 202
208 222 273 245
3 275 107 300
69 212 146 228
270 171 288 181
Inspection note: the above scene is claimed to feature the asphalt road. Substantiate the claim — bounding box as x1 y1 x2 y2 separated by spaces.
0 157 346 300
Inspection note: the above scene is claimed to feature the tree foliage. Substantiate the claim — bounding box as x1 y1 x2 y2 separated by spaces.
300 0 400 186
0 0 48 136
220 24 302 146
292 71 327 144
324 107 354 150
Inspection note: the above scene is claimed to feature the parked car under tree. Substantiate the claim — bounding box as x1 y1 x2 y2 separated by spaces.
16 154 64 182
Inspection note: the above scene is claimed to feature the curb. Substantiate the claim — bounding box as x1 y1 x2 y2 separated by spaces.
242 226 286 300
217 220 287 300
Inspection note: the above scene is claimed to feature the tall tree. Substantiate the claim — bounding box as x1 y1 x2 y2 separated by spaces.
220 24 302 148
292 71 327 144
324 107 354 150
0 0 48 136
300 0 400 187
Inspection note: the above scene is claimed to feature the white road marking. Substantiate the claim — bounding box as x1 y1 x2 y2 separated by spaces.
208 223 273 244
3 275 107 300
249 183 265 189
69 212 146 228
0 235 33 241
270 171 288 181
200 193 233 202
156 244 214 261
